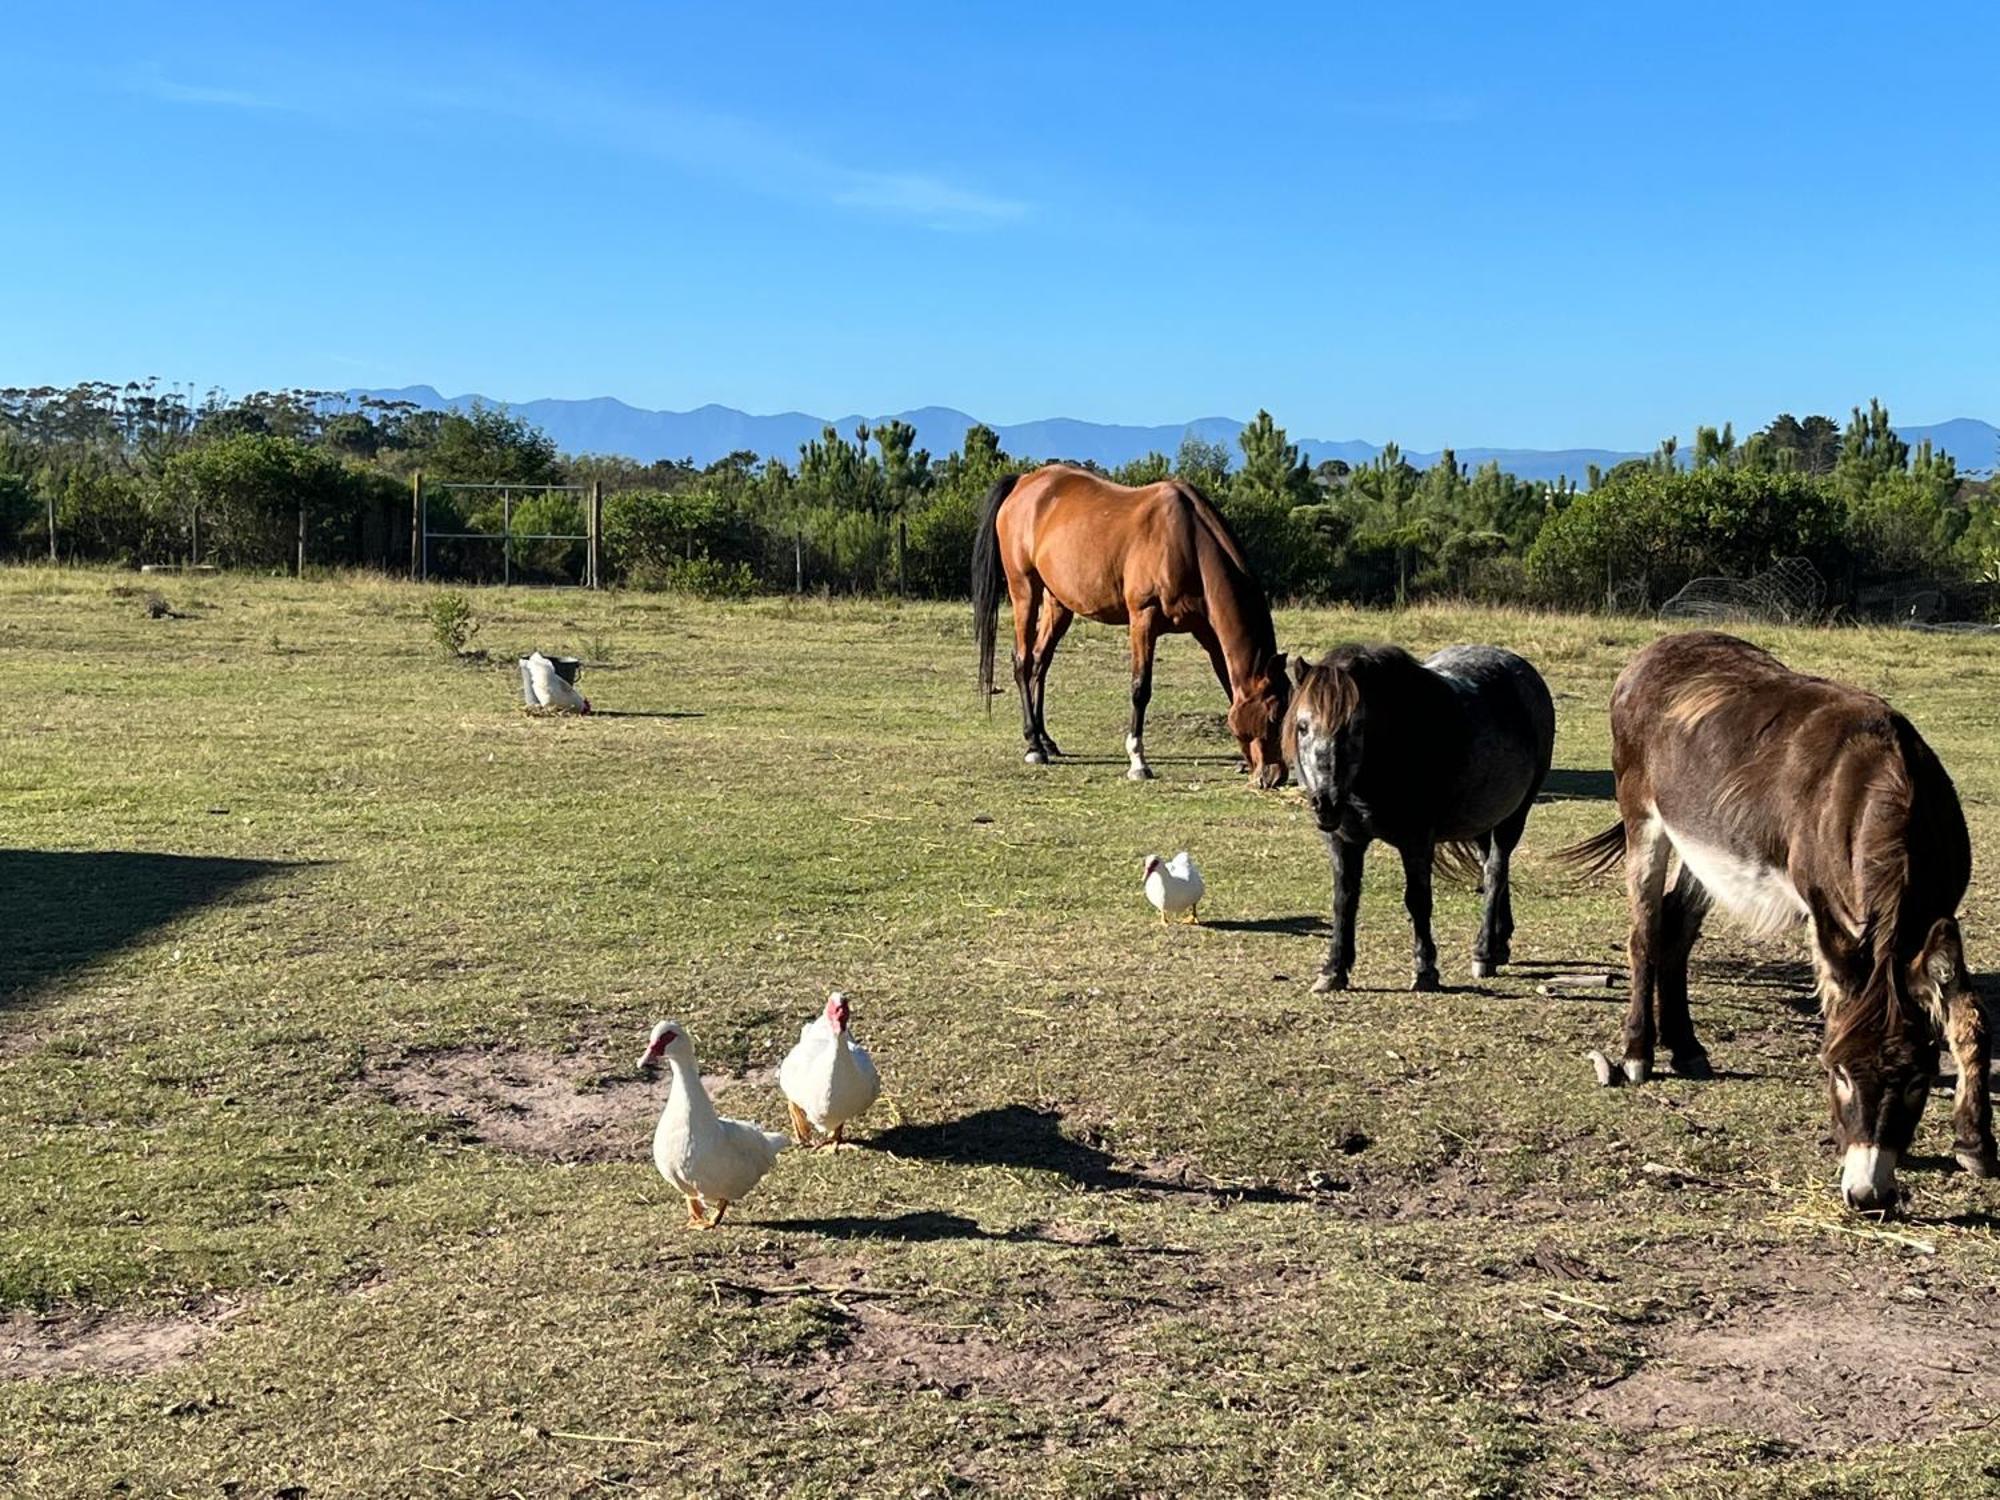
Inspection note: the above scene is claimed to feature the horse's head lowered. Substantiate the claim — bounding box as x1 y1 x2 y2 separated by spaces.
1824 915 1968 1212
1228 653 1290 789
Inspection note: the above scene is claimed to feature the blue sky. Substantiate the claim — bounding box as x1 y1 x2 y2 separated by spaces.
4 2 1996 450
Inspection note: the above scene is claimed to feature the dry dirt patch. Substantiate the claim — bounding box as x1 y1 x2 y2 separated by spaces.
1570 1286 2000 1453
374 1046 770 1163
1 1304 237 1380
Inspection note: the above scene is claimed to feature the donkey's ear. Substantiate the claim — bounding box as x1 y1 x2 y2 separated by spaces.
1289 654 1312 688
1919 917 1966 990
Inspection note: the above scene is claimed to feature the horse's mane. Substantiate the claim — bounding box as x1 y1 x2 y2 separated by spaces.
1281 644 1425 760
1175 481 1277 658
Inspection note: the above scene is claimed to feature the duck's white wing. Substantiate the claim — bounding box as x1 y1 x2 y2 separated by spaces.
778 1019 834 1112
712 1116 788 1198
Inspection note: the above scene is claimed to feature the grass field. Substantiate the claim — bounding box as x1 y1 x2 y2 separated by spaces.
5 567 2000 1498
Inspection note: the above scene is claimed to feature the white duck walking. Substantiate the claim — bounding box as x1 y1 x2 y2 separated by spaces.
778 990 881 1148
1143 851 1204 924
639 1020 787 1228
523 651 591 714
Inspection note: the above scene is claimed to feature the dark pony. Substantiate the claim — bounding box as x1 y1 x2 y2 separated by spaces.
1285 642 1554 992
1557 631 1984 1212
973 464 1288 785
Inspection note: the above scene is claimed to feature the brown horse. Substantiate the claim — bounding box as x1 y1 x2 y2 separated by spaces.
972 465 1289 785
1559 631 1987 1212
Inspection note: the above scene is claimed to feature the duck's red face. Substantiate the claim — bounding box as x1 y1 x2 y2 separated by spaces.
826 995 850 1032
639 1026 678 1070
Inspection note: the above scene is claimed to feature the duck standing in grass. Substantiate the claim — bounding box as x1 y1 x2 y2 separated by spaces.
1143 851 1204 923
778 990 881 1148
638 1020 787 1228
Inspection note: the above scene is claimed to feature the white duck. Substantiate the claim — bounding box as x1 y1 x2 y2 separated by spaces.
1143 851 1204 924
523 651 591 714
777 990 881 1148
638 1020 787 1228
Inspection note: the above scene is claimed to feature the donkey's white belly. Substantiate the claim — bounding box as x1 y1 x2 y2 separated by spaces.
1662 821 1809 938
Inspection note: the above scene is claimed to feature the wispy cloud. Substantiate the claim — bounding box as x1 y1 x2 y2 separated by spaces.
121 58 1028 230
130 67 299 113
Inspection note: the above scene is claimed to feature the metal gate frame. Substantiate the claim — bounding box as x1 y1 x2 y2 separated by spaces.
411 473 602 587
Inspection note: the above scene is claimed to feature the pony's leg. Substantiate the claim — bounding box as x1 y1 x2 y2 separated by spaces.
1125 608 1162 780
1009 576 1047 764
1945 986 1997 1176
1472 802 1532 978
1399 841 1441 992
1030 603 1073 758
1657 870 1713 1078
1312 834 1366 993
1617 817 1672 1084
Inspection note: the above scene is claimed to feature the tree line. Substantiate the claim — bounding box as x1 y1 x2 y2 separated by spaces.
3 380 1993 614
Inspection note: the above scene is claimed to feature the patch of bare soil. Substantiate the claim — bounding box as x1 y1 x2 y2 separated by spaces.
1 1303 237 1380
374 1046 770 1164
1569 1283 2000 1454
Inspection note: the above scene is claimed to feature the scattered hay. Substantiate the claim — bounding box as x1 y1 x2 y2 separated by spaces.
374 1046 770 1164
1 1304 237 1380
1569 1286 2000 1454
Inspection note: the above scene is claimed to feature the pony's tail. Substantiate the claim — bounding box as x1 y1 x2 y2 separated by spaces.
972 473 1021 708
1554 821 1627 880
1433 840 1489 889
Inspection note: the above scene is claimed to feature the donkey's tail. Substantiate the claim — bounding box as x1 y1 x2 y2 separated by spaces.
1553 821 1627 880
971 472 1021 708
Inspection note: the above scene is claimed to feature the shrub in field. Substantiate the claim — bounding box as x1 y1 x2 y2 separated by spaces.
1527 468 1845 610
425 590 478 655
659 556 756 598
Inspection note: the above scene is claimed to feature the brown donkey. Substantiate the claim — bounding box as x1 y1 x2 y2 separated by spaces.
1561 631 1989 1211
972 465 1289 786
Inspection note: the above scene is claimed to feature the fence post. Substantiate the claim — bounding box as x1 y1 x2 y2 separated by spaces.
589 479 602 588
297 504 307 578
897 516 907 597
411 471 423 582
46 492 56 563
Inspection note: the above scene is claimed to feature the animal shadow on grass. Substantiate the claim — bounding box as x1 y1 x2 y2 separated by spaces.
1536 768 1615 802
0 849 304 1014
759 1210 1072 1245
589 709 705 720
1203 914 1325 936
862 1105 1302 1204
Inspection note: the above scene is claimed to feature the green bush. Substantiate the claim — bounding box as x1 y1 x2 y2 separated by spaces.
1526 468 1845 610
425 590 477 655
660 557 756 598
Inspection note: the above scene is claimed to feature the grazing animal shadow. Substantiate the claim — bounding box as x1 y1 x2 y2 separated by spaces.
0 849 305 1015
1536 768 1616 802
1203 914 1326 936
867 1105 1301 1202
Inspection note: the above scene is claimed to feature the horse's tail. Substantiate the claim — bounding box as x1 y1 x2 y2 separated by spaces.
972 472 1021 706
1433 841 1488 889
1554 821 1627 880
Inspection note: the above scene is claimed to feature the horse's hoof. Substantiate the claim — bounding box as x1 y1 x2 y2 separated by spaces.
1411 970 1441 994
1127 766 1155 782
1588 1050 1619 1088
1955 1149 2000 1179
1024 750 1047 766
1311 970 1348 994
1471 959 1497 980
1622 1058 1652 1085
1671 1050 1714 1081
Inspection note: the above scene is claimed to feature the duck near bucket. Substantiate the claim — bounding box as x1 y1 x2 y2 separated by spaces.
519 651 591 714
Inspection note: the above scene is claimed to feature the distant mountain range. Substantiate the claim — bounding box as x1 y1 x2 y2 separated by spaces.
349 386 2000 483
